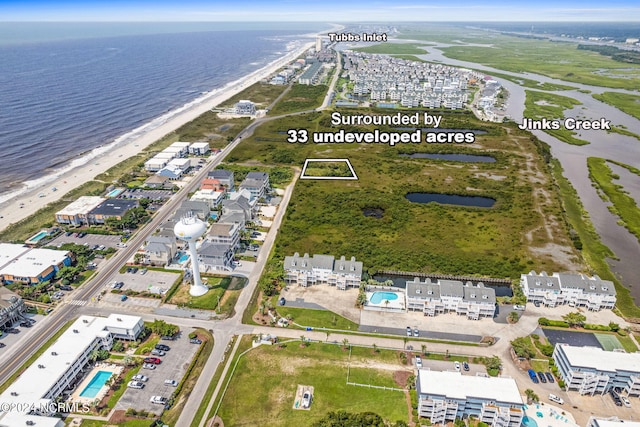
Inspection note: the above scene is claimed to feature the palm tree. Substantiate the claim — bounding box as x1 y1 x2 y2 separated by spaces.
89 349 100 363
421 344 427 355
342 338 349 350
525 389 539 404
384 299 390 309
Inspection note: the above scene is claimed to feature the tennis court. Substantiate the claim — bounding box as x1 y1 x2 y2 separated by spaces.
594 333 624 351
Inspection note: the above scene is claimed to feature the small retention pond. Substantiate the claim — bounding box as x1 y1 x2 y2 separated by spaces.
405 192 495 208
401 153 496 163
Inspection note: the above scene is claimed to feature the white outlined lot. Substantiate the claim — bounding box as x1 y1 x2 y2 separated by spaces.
300 158 358 180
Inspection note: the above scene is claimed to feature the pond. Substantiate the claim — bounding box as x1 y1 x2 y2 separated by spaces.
401 153 496 163
362 208 384 218
405 192 495 208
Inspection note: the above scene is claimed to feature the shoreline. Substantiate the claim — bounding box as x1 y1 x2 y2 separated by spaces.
0 39 314 235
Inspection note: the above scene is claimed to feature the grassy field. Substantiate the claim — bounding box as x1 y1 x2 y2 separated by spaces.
268 84 328 115
303 160 355 178
276 306 359 331
593 92 640 120
478 70 576 91
227 109 578 279
353 42 429 55
218 82 288 110
587 157 640 245
166 276 246 314
436 32 640 90
551 159 640 318
523 90 589 146
215 340 409 426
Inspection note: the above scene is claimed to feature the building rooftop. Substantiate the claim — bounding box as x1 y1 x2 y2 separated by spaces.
245 171 268 182
557 344 640 373
208 169 234 179
55 196 105 217
590 419 640 427
90 199 138 217
0 315 139 424
0 286 22 310
333 255 362 276
0 243 30 269
417 370 523 405
190 142 210 148
0 247 70 279
209 223 236 237
522 271 561 291
407 278 441 299
199 242 232 257
555 273 616 295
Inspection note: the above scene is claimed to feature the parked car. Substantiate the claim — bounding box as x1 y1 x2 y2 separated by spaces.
415 355 423 369
0 343 6 348
463 362 470 371
278 297 286 306
545 372 555 383
120 295 128 301
127 381 144 389
161 335 177 341
140 268 147 275
413 328 419 337
5 328 19 334
132 374 148 382
131 267 138 274
142 363 156 370
548 394 564 405
232 261 242 267
190 338 202 345
533 301 541 307
19 321 32 328
406 326 412 336
513 305 526 311
537 372 547 383
155 344 170 351
454 362 461 372
60 285 73 291
621 396 631 407
151 349 165 356
150 396 168 405
610 389 623 406
301 391 311 408
528 369 539 384
143 357 161 364
164 379 178 387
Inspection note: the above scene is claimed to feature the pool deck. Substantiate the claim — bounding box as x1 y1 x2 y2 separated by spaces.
523 401 578 427
70 363 123 405
364 290 405 312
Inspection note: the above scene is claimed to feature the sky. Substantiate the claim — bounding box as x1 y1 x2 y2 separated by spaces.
1 0 640 22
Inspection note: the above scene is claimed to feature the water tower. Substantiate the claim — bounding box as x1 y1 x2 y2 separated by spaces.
174 214 208 296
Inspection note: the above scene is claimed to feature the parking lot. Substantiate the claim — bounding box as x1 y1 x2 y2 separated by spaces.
418 358 487 376
111 269 180 295
115 332 201 415
50 232 123 249
564 390 636 426
0 314 42 349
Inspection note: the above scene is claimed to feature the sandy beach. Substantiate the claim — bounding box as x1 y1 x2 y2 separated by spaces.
0 40 314 234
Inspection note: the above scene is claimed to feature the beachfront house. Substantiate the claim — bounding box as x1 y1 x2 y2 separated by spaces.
188 142 210 156
239 171 269 201
0 287 25 328
234 100 256 115
199 242 234 270
55 196 105 226
0 243 73 285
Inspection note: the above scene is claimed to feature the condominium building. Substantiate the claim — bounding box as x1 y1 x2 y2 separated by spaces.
521 271 616 311
0 287 25 328
0 314 143 427
416 370 523 427
0 244 73 284
553 344 640 396
406 278 496 320
284 253 362 290
55 196 105 226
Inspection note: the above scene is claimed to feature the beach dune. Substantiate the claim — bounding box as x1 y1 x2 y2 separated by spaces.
0 41 314 234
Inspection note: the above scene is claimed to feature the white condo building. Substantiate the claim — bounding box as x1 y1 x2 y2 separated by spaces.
416 370 524 427
553 344 640 396
284 253 362 290
0 314 143 427
520 271 616 311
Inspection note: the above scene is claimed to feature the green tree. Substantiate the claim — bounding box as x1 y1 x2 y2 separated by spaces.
508 311 520 323
511 337 536 359
608 322 620 332
421 344 427 355
525 389 539 404
562 311 586 328
342 338 349 350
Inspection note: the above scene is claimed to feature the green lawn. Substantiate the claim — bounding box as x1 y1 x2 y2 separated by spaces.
277 306 359 331
166 276 247 313
268 84 328 115
530 359 550 372
215 341 408 426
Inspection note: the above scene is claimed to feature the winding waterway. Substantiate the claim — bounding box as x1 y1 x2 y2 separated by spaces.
409 43 640 302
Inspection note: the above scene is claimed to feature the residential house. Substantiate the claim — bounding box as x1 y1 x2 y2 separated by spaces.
88 199 139 224
406 278 495 320
208 169 235 190
174 200 210 221
239 172 269 201
283 253 362 290
55 196 105 226
0 287 25 328
143 235 177 266
199 242 234 270
144 175 173 189
188 142 210 156
207 222 240 251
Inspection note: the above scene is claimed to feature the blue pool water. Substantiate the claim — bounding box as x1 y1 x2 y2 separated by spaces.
80 371 112 398
370 291 399 305
28 230 48 242
522 416 539 427
106 188 123 198
178 253 190 263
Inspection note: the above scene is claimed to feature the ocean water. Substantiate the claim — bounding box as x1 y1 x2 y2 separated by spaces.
0 22 325 200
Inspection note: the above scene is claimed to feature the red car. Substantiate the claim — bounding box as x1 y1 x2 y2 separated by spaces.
143 357 161 364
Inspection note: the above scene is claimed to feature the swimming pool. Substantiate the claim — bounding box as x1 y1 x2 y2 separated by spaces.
106 188 124 198
79 371 112 398
369 291 399 305
28 230 49 242
178 253 190 263
522 416 539 427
